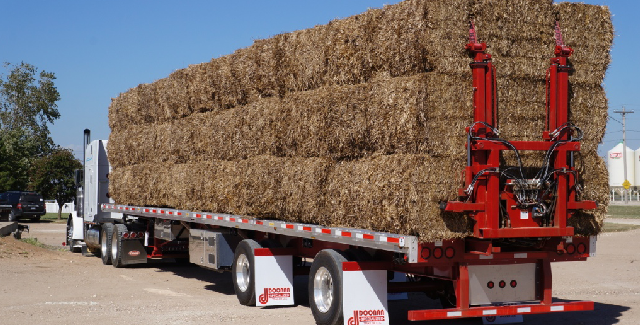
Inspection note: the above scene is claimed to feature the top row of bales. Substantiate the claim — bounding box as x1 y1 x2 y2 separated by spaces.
108 0 611 131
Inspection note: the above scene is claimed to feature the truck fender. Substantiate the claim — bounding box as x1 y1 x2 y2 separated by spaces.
70 211 85 240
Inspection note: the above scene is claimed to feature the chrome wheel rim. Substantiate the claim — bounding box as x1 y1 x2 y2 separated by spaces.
313 266 333 313
67 224 73 245
111 231 118 260
236 254 250 292
101 230 108 256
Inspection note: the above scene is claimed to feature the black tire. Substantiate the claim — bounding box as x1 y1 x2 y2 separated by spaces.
111 224 128 268
308 249 347 325
8 211 17 222
232 239 262 306
66 218 81 253
439 283 457 309
100 223 114 265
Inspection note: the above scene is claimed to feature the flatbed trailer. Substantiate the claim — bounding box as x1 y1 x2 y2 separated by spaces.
97 202 595 323
68 22 599 325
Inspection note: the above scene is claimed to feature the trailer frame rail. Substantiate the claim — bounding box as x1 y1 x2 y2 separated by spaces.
101 203 419 262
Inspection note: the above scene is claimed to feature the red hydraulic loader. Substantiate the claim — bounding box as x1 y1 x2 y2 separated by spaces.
407 21 597 321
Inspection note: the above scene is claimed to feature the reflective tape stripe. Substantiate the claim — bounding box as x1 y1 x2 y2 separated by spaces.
483 309 497 315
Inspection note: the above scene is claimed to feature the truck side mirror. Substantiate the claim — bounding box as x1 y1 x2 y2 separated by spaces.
75 169 84 187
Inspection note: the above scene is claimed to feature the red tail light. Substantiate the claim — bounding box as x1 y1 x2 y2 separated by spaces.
17 203 22 210
138 232 144 238
130 232 137 238
123 232 130 239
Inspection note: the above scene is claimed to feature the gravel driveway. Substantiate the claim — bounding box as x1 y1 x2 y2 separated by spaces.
1 222 638 325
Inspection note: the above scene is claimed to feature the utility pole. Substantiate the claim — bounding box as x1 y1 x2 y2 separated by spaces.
614 106 634 204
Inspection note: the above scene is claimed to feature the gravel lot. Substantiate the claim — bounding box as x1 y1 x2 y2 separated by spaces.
0 221 638 325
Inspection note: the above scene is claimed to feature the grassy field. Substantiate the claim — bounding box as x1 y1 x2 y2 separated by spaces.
41 212 68 222
607 205 640 219
603 223 640 232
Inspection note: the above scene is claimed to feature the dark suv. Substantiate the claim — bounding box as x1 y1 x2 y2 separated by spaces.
0 191 46 222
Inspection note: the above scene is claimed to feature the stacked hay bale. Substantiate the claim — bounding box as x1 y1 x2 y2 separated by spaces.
108 0 612 240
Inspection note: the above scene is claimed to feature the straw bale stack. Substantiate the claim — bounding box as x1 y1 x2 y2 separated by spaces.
108 0 612 240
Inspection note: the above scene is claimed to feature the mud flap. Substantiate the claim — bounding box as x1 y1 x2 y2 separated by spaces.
254 248 294 306
342 262 389 325
121 239 147 265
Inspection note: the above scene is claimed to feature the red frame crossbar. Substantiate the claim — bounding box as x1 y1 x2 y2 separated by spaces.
408 301 594 321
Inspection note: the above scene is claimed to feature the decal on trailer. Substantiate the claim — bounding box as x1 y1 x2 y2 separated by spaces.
258 287 291 304
348 309 387 325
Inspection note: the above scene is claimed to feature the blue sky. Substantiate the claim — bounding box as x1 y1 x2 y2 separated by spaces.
0 1 636 159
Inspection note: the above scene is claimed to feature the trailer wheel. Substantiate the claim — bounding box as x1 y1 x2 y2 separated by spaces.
8 211 17 222
232 239 261 306
309 249 347 325
100 223 114 265
111 224 128 268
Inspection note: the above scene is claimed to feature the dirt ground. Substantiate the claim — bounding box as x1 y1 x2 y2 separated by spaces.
0 221 638 325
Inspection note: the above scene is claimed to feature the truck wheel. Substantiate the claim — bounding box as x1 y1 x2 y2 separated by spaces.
232 239 262 306
100 223 114 265
8 211 17 222
66 218 81 253
308 249 347 325
111 224 128 268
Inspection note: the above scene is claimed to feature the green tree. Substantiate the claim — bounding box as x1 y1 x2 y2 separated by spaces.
28 148 82 220
0 62 60 191
0 129 32 191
